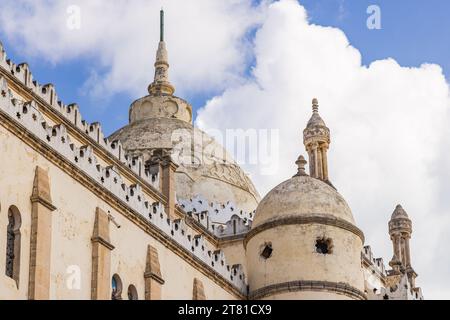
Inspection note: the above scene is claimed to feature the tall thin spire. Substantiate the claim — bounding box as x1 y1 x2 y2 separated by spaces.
160 8 164 42
148 9 175 96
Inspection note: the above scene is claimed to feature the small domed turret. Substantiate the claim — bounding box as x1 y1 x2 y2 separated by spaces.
388 205 417 286
246 103 366 300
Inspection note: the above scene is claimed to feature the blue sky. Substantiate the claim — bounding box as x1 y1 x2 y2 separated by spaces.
1 0 449 136
2 0 450 298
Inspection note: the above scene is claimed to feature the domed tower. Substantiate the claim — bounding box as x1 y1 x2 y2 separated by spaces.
109 10 260 213
303 98 331 184
245 99 366 300
388 205 417 287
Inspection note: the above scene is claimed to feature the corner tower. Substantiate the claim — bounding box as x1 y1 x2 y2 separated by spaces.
246 99 365 300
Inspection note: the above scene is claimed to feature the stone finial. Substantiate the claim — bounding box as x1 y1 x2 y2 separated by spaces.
148 10 175 96
294 155 308 177
160 8 164 42
312 98 319 113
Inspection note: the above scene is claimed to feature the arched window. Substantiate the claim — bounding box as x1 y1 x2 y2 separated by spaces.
127 284 138 300
5 206 21 286
111 274 123 300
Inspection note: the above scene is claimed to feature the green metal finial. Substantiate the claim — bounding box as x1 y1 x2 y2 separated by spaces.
160 8 164 42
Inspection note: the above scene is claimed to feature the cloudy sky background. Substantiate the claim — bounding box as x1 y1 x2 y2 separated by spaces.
1 0 450 299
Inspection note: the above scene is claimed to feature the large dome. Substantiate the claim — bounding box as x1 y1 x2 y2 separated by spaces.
252 171 355 229
109 116 260 213
108 26 260 214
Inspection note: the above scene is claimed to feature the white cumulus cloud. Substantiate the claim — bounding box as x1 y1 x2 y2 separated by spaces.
0 0 267 98
196 0 450 299
1 0 449 299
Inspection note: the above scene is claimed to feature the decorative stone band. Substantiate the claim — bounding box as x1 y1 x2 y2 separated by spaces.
249 280 367 300
91 236 115 251
244 214 365 248
30 195 57 211
144 271 165 285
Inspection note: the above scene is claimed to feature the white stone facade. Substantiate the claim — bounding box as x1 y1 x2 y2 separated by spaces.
0 12 423 300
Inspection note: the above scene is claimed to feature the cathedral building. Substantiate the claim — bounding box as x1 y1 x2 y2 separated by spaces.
0 11 423 300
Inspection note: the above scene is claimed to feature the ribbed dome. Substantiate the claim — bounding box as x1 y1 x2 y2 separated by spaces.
252 175 355 228
109 117 260 213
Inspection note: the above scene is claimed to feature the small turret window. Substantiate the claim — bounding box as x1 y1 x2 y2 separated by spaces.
315 237 333 254
260 242 273 259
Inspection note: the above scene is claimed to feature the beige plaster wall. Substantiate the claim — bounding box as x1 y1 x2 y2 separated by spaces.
0 124 238 300
219 240 247 275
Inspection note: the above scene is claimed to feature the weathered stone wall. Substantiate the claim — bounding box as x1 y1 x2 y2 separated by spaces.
0 123 240 299
246 224 365 300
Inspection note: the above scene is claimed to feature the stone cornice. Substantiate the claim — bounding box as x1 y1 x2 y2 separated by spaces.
218 234 246 246
0 108 246 300
249 280 367 300
244 214 365 248
30 195 57 211
91 236 115 251
144 271 165 285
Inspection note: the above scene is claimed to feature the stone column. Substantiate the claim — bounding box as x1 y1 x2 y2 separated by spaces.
91 207 115 300
144 245 165 300
394 234 402 263
28 166 57 300
308 150 315 177
312 144 319 178
322 144 329 181
316 145 323 179
405 237 411 267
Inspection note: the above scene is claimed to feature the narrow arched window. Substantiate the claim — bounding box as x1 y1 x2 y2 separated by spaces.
111 274 123 300
127 284 138 300
5 206 21 286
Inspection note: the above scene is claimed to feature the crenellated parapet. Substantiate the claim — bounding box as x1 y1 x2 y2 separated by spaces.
0 42 159 191
370 272 423 300
178 195 255 225
0 72 248 294
362 245 386 277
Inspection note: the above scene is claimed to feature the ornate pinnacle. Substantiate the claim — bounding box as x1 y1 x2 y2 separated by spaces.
312 98 319 113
